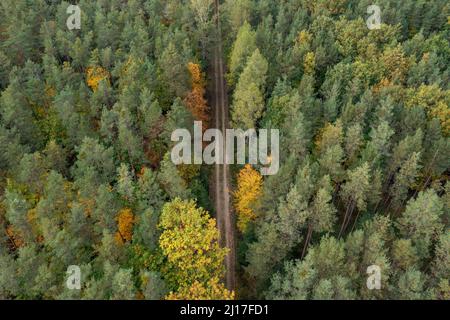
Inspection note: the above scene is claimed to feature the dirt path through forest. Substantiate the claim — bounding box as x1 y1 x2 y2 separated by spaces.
210 0 236 291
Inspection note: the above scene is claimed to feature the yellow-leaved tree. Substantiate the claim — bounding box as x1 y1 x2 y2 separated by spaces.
158 198 233 299
406 84 450 135
166 277 235 300
234 164 263 232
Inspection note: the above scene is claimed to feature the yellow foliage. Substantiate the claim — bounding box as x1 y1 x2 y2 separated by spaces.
177 163 201 183
115 208 134 244
297 30 312 46
303 52 316 75
406 84 450 135
308 0 348 15
315 120 343 153
86 66 110 92
159 199 228 288
188 62 204 88
166 277 235 300
430 101 450 135
234 164 263 233
45 85 56 99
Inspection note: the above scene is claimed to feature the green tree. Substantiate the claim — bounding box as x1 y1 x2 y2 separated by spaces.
231 49 268 128
397 189 444 260
227 22 257 86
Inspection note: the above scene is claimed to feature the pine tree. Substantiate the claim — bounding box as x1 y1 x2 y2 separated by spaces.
339 163 371 236
231 49 268 128
397 189 444 260
227 22 257 86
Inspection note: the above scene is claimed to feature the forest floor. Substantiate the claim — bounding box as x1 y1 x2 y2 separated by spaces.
210 0 236 291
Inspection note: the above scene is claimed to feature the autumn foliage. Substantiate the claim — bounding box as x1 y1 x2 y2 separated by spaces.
86 66 110 92
166 277 235 300
159 199 228 288
5 225 24 248
115 208 135 244
234 164 263 232
184 62 209 126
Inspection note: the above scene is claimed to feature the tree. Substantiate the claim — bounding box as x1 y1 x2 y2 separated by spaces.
72 137 115 196
116 164 135 203
360 121 395 168
158 198 228 288
190 0 213 26
395 269 428 300
0 0 449 301
166 277 234 300
115 208 135 244
140 271 168 300
231 49 268 128
266 258 316 300
184 62 209 124
135 167 165 211
116 103 145 166
391 239 419 271
158 153 191 199
397 189 444 260
266 236 354 300
344 123 363 166
111 268 136 300
157 42 190 106
189 0 214 59
138 89 162 138
227 22 257 86
339 163 371 236
224 0 253 35
234 164 263 232
0 81 41 147
303 51 316 75
86 66 110 92
390 152 421 211
245 181 310 293
301 176 337 258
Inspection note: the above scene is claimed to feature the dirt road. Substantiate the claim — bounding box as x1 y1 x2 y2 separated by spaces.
211 0 236 291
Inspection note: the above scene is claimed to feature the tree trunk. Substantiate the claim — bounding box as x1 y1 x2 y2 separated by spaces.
301 225 313 259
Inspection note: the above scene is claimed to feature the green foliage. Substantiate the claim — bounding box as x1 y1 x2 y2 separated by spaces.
235 0 449 300
0 0 226 300
0 0 448 301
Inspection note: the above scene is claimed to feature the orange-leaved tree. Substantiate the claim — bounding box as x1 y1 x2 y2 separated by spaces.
115 208 134 244
184 62 209 127
86 66 110 92
234 164 263 233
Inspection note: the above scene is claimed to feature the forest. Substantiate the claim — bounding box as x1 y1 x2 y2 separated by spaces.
0 0 449 300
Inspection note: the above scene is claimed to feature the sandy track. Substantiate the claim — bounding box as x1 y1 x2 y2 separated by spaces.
210 0 236 291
